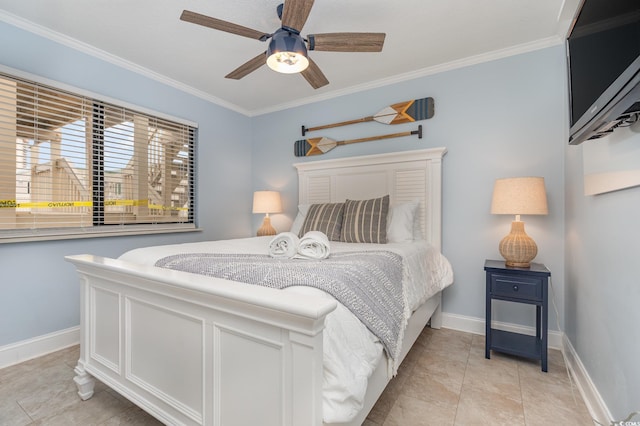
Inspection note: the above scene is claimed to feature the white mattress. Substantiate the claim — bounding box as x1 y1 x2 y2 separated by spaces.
120 236 453 423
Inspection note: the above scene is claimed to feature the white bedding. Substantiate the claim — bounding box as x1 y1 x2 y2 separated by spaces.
119 236 453 423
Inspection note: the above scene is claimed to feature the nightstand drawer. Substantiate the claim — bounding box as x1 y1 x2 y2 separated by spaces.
490 275 542 301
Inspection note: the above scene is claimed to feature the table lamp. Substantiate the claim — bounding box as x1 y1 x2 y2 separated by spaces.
253 190 282 236
490 177 548 268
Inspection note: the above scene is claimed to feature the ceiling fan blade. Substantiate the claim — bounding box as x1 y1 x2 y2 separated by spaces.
225 52 267 80
281 0 315 32
307 33 386 52
180 10 269 40
301 58 329 89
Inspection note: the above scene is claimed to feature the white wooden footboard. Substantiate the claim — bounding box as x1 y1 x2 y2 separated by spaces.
66 254 336 426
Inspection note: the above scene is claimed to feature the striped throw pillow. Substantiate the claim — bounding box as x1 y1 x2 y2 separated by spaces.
298 202 345 241
341 195 390 244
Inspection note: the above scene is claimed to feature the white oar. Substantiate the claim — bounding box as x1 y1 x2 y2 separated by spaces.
294 125 422 157
301 97 433 135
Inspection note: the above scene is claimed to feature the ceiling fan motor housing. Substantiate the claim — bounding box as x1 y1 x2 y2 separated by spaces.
266 28 309 73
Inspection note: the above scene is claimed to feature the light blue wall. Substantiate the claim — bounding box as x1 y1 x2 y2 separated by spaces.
4 17 635 421
252 43 639 420
565 133 640 419
0 21 254 346
252 45 567 331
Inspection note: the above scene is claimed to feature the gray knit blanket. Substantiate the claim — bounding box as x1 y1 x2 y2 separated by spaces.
155 251 405 360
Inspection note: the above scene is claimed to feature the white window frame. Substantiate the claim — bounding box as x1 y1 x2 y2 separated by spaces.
0 65 199 243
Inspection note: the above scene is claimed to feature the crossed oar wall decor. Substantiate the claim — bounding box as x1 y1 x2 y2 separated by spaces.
294 125 422 157
301 97 434 135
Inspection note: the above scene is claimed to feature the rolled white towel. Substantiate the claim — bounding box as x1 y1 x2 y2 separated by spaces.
295 231 331 260
268 232 300 258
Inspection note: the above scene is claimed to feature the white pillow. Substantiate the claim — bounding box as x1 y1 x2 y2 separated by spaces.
387 200 421 243
289 204 311 235
412 208 424 240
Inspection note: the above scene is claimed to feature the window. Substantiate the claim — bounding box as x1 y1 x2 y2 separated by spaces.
0 72 196 242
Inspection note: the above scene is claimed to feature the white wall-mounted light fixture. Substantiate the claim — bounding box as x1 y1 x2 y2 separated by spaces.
491 177 548 268
253 190 282 236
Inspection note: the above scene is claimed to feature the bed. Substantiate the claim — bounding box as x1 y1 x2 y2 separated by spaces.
66 147 451 426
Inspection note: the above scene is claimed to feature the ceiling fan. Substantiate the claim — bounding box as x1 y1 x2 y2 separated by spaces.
180 0 386 89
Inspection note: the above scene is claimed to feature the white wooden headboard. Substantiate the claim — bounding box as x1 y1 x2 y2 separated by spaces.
293 148 447 251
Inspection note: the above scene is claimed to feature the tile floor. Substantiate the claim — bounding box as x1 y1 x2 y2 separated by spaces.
0 328 594 425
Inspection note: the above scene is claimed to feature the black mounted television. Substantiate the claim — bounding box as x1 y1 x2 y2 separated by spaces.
567 0 640 145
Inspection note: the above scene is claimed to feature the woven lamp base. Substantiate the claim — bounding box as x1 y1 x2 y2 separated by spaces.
256 215 277 236
499 220 537 268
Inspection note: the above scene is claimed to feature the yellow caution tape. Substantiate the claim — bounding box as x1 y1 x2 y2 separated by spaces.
0 199 187 211
104 199 148 207
0 200 92 208
0 199 17 208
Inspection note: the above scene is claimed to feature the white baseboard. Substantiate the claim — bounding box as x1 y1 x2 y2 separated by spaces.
441 312 612 425
441 312 564 349
0 326 80 369
562 334 613 425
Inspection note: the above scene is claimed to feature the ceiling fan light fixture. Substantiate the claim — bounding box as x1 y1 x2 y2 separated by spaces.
266 28 309 74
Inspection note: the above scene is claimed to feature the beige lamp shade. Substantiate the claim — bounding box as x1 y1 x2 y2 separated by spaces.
491 177 548 216
252 191 282 214
491 177 548 268
253 191 282 236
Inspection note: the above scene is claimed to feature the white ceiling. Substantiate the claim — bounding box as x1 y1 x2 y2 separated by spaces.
0 0 581 116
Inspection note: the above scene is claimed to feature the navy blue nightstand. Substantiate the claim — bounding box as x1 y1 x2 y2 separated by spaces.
484 259 551 372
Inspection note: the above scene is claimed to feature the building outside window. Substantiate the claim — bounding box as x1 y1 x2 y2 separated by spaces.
0 72 197 242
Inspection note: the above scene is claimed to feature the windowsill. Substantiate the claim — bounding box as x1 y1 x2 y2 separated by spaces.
0 225 203 244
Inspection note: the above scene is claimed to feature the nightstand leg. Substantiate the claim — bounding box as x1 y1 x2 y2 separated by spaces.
485 277 491 359
536 305 541 340
542 305 548 372
542 280 549 372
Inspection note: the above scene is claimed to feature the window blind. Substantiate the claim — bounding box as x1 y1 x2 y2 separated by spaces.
0 72 196 242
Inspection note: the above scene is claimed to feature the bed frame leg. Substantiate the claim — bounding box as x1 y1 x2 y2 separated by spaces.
430 300 443 329
73 362 95 401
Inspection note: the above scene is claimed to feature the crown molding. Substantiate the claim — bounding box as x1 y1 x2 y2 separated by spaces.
1 9 564 118
0 10 252 117
252 35 564 116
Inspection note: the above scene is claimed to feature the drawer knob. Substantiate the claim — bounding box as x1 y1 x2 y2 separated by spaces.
513 285 519 291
